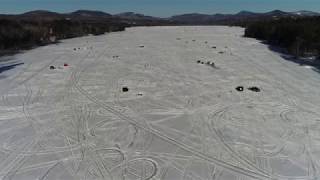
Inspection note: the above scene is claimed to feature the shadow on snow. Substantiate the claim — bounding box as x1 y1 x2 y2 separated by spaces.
267 44 320 74
0 62 24 74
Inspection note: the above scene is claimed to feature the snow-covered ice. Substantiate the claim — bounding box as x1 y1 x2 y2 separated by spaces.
0 26 320 180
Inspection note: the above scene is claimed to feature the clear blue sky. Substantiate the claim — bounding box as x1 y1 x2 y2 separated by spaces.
1 0 319 17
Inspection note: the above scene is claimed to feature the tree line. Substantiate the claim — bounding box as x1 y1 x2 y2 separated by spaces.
0 18 127 55
244 16 320 58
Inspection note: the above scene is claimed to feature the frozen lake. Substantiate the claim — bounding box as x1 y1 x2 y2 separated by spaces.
0 26 320 180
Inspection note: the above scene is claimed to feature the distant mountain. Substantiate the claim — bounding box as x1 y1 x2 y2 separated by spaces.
69 10 112 18
114 12 171 26
263 10 288 16
169 10 320 25
21 10 61 17
115 12 161 21
19 10 63 20
170 13 214 24
0 9 319 25
290 10 320 16
1 10 113 21
236 11 259 17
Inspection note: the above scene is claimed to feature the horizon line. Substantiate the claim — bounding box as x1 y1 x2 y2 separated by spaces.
0 9 319 18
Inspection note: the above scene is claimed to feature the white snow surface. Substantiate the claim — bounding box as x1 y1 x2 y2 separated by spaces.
0 26 320 180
